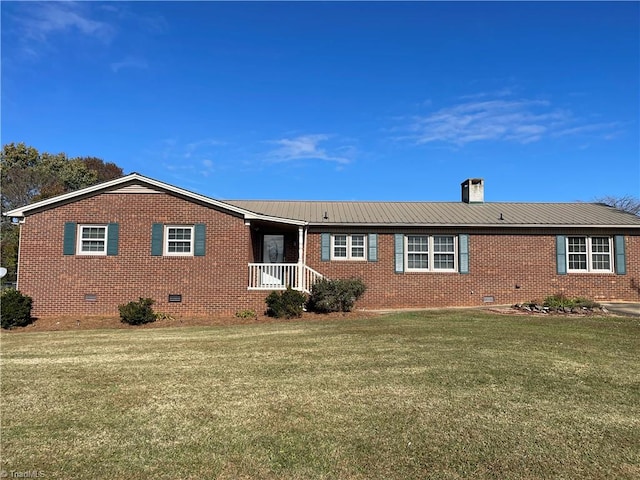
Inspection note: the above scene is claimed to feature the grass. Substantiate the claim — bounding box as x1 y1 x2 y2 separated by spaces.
1 310 639 479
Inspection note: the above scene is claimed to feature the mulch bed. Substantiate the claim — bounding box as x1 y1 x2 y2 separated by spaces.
5 306 625 333
5 310 383 332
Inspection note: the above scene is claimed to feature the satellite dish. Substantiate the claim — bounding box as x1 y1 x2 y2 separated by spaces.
0 267 7 278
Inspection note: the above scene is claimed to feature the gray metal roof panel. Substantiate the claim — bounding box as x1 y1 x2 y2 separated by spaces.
225 200 640 227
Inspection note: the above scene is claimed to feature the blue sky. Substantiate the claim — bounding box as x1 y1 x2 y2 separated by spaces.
2 1 638 202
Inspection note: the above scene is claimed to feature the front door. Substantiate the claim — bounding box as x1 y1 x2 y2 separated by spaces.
261 235 285 287
262 235 284 263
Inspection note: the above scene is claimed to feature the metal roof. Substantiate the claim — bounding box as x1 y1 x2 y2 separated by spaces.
225 200 640 228
4 173 639 229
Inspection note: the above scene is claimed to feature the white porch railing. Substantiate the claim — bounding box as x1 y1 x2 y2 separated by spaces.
248 263 325 293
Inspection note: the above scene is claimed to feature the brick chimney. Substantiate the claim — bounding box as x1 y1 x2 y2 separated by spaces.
461 178 484 203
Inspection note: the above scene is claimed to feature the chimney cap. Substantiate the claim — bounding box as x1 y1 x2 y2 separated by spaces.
461 178 485 203
461 177 484 185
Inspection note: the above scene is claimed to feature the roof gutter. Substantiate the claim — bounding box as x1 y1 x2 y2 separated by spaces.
307 222 640 229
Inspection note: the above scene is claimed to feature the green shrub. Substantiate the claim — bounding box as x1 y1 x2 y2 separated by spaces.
1 289 33 329
265 287 307 319
543 293 573 309
235 309 257 319
572 297 600 309
543 293 600 310
308 278 366 313
119 298 156 325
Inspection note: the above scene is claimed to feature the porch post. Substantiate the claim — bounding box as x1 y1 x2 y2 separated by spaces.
298 226 304 290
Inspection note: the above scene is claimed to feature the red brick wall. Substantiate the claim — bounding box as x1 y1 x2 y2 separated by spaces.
17 192 264 317
304 229 640 309
16 192 640 318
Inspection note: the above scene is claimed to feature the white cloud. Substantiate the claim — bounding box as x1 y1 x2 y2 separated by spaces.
267 135 352 164
553 122 622 138
185 139 226 158
200 159 215 177
401 96 619 146
17 2 115 44
153 138 223 177
6 2 165 71
458 88 514 100
110 56 148 73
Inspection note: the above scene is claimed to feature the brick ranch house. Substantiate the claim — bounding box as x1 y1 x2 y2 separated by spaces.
4 174 640 318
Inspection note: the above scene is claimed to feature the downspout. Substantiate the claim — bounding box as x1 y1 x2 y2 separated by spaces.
15 218 25 290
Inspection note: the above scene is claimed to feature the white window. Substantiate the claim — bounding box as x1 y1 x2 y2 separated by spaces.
165 226 194 256
78 225 107 255
433 235 456 270
407 235 429 270
405 235 456 272
331 234 367 260
567 236 612 273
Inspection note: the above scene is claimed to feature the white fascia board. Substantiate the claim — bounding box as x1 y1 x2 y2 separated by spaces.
2 173 306 226
244 213 308 226
308 222 640 229
3 174 142 217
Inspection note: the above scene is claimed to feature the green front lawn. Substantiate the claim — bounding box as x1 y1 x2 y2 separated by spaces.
1 311 639 479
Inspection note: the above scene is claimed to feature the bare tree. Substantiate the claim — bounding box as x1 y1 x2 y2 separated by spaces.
595 195 640 217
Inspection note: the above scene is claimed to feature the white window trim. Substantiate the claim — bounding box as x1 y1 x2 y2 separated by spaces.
164 225 194 256
566 236 613 273
331 234 367 261
405 235 457 273
77 225 108 256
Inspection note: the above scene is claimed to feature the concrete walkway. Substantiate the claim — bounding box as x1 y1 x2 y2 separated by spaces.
601 303 640 317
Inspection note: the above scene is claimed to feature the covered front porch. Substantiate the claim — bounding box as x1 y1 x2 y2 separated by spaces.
248 263 324 293
245 219 324 293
